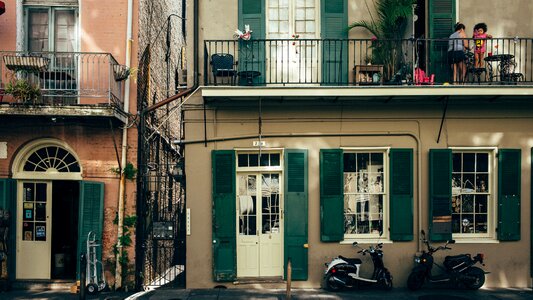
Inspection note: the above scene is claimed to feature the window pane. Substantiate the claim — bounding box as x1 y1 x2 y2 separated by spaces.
55 10 76 52
453 153 461 172
270 153 280 166
238 154 248 167
260 153 269 166
357 153 370 171
28 10 49 52
463 153 475 172
344 173 356 193
477 153 488 172
344 153 356 172
248 154 258 167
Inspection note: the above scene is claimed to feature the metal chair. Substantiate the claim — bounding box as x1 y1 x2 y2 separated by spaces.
211 53 237 85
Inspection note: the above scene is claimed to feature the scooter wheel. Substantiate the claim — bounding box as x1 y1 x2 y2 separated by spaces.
86 283 99 295
464 267 485 290
380 271 393 291
325 273 344 292
407 271 424 291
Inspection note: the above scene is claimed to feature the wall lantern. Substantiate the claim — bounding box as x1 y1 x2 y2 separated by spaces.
170 159 185 182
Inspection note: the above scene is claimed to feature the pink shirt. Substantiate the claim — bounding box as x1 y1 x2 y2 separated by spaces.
473 33 488 53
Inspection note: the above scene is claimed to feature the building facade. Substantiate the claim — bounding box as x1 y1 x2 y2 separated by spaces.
0 0 138 288
182 0 533 289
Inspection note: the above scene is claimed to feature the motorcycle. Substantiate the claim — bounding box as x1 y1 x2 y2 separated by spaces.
324 240 392 291
407 230 488 290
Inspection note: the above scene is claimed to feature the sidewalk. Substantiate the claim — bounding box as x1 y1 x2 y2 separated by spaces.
2 287 532 300
129 287 533 300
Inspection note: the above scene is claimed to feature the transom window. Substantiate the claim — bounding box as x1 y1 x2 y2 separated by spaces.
343 150 387 238
23 145 80 173
451 150 493 237
238 152 280 168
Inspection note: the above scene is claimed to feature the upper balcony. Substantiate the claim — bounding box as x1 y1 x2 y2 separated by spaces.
203 37 533 100
0 51 128 123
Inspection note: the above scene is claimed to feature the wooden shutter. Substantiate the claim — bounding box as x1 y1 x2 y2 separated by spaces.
77 181 104 279
212 150 236 281
0 179 16 281
429 149 452 241
321 0 348 85
389 149 414 241
428 0 455 82
498 149 521 241
238 0 265 85
284 149 308 280
320 149 344 242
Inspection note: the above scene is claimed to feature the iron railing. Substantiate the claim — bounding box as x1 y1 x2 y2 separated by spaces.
0 51 125 109
204 37 533 86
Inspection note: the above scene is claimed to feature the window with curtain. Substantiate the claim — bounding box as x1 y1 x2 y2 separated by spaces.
27 7 77 53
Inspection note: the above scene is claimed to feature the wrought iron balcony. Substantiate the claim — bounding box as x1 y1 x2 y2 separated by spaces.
204 37 533 87
0 51 126 110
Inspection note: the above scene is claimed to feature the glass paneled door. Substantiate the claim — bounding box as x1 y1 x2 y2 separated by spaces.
237 173 283 277
16 181 52 279
267 0 319 83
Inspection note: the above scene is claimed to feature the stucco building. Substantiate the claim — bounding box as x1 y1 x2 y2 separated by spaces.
181 0 533 289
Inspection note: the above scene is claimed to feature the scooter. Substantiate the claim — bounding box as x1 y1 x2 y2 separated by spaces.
324 240 392 291
407 230 488 290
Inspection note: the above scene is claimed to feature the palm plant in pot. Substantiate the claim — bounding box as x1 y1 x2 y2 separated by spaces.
348 0 415 82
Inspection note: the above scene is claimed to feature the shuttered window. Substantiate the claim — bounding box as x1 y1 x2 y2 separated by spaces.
321 0 348 85
428 0 456 81
320 148 413 242
429 148 521 242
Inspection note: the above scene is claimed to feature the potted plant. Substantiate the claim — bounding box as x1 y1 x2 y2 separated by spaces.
5 78 41 103
348 0 415 81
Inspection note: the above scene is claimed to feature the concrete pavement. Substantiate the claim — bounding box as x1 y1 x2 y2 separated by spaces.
2 287 533 300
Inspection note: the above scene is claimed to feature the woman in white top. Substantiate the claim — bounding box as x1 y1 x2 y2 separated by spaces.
447 22 469 83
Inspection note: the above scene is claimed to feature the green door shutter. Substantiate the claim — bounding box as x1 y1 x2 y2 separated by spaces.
77 181 104 279
284 149 308 280
429 149 452 241
212 150 236 281
321 0 348 85
389 149 413 241
320 149 344 242
238 0 265 85
498 149 521 241
428 0 456 82
0 179 16 281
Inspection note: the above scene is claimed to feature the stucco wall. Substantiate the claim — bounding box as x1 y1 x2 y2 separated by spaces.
183 91 533 288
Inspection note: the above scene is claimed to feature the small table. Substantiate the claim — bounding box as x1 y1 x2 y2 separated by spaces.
484 54 514 82
238 70 261 86
353 65 384 85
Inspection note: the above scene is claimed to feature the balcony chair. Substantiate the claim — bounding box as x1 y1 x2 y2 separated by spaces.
211 53 237 86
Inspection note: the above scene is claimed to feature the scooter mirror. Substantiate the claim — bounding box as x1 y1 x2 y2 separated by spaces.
352 241 358 247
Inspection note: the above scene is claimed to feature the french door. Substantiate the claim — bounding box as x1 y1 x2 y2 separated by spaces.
266 0 320 83
237 172 283 277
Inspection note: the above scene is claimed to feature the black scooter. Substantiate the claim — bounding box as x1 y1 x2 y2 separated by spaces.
324 240 392 291
407 230 488 290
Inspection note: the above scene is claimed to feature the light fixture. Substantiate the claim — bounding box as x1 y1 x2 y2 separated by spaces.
170 159 185 182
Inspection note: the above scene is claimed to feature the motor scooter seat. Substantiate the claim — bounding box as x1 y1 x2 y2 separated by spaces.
339 256 362 265
445 254 470 261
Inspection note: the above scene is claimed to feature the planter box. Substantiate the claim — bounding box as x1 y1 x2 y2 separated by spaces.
3 55 50 72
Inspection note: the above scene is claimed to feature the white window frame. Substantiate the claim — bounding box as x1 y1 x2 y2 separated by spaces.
235 148 284 173
341 147 389 241
450 147 497 241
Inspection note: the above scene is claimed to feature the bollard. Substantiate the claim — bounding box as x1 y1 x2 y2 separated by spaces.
79 253 86 300
286 259 292 300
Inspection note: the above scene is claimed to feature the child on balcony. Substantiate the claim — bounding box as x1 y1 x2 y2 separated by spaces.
473 23 492 68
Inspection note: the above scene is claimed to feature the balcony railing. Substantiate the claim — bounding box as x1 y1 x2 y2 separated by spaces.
204 37 533 87
0 51 125 110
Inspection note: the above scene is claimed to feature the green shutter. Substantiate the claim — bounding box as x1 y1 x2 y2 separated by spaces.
0 179 16 281
238 0 265 85
498 149 521 241
284 149 308 280
429 149 452 241
389 149 413 241
320 149 344 242
212 150 236 281
321 0 348 85
77 181 104 279
428 0 456 82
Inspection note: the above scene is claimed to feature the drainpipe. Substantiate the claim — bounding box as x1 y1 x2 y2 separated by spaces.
115 0 133 290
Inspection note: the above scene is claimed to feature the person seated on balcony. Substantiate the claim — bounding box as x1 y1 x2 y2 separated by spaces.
473 23 492 68
448 22 469 83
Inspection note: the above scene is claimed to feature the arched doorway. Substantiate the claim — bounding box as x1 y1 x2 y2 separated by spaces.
12 139 82 280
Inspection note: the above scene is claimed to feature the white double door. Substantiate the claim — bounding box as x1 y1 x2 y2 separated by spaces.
237 173 283 277
266 0 319 83
16 181 52 279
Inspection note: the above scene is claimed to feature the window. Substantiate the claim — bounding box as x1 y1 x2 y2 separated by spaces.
451 150 494 238
343 150 387 238
26 7 77 53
